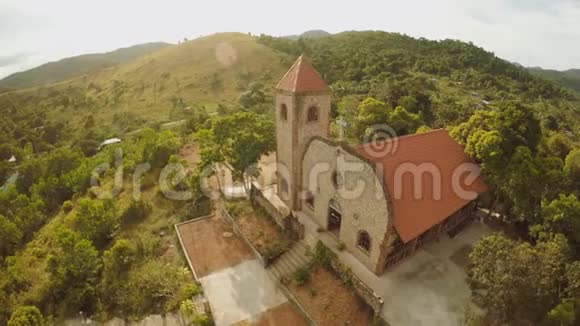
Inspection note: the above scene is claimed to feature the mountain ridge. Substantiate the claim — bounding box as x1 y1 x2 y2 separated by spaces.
527 66 580 95
283 29 332 40
1 31 578 141
0 42 171 90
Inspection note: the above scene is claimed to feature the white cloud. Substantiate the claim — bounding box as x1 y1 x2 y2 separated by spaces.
0 0 578 78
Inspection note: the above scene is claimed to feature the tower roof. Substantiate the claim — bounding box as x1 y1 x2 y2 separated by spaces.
276 55 329 93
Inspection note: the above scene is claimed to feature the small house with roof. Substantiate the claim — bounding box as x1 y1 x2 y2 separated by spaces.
271 56 487 275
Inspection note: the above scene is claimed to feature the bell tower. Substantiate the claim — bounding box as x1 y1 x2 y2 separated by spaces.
274 55 331 210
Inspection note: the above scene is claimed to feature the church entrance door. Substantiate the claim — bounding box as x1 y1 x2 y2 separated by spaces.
327 199 342 237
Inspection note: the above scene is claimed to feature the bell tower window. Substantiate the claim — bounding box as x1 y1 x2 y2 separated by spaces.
280 176 289 194
280 104 288 121
307 106 319 122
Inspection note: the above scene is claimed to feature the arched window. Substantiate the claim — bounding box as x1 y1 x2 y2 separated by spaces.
305 191 314 208
331 170 342 189
357 231 371 252
307 106 318 122
279 175 289 194
280 104 288 121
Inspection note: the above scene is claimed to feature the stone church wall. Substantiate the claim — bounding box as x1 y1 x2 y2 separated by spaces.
302 138 391 273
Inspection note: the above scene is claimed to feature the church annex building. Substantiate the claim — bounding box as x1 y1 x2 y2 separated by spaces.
271 55 487 275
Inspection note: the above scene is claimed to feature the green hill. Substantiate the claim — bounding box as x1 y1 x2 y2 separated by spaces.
0 33 290 140
0 31 578 162
259 31 579 134
528 67 580 95
0 42 170 90
283 29 332 40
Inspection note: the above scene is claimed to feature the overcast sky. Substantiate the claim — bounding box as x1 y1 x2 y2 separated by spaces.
1 0 579 78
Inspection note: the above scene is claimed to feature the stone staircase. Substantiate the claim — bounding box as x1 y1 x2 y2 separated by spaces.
267 240 311 283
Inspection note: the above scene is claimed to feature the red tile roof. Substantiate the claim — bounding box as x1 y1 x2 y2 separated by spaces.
276 55 329 93
354 129 487 243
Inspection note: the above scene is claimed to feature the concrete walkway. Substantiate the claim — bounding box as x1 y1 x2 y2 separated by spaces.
295 211 492 326
376 222 491 326
199 259 288 326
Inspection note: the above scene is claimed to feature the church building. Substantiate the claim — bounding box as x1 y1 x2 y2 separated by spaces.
272 56 487 275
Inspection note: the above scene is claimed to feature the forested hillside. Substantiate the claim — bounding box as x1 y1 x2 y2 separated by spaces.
258 31 579 134
0 31 579 325
0 33 289 182
0 42 170 90
529 67 580 96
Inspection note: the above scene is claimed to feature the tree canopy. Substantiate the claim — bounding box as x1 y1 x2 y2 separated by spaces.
195 111 275 191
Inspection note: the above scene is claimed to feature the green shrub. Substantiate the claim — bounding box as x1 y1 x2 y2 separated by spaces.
184 283 202 297
194 314 213 326
0 215 23 257
182 196 210 221
179 298 212 325
310 241 334 268
107 260 188 319
133 231 160 259
263 241 289 260
7 306 44 326
225 199 252 217
73 198 118 248
102 239 137 279
121 200 152 225
293 267 310 286
337 264 354 288
62 200 73 213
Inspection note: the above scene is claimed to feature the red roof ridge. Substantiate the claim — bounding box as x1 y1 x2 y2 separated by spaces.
355 128 448 153
276 55 329 93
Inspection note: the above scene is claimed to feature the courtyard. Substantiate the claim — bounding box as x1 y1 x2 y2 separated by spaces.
376 221 491 325
297 210 492 326
176 213 307 326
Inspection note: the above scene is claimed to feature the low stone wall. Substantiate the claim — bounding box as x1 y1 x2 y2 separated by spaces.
284 214 305 241
350 270 384 317
318 243 384 317
250 184 286 228
250 183 305 241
